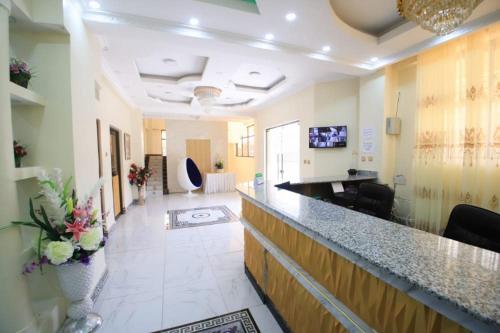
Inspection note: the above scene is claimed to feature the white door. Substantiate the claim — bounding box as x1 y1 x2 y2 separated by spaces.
266 122 300 183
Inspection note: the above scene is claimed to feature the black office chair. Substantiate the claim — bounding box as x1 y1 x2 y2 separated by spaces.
354 183 394 220
443 204 500 253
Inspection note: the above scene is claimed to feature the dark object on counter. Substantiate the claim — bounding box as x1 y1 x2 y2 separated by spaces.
443 204 500 253
347 169 357 176
354 183 394 220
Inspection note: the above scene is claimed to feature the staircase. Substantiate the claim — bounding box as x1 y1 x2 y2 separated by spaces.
147 155 163 197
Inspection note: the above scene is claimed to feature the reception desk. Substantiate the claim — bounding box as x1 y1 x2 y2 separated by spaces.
237 181 500 333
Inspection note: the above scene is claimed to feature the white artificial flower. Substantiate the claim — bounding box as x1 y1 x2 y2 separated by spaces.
78 227 102 251
45 241 74 265
37 169 66 225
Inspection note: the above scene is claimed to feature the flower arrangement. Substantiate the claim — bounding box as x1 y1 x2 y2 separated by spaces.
215 160 224 170
128 163 152 187
13 140 28 168
10 58 33 88
12 169 105 273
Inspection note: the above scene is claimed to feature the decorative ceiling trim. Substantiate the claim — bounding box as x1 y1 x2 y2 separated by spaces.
234 75 286 92
80 9 370 71
214 98 255 108
195 0 260 14
140 73 203 85
148 93 193 105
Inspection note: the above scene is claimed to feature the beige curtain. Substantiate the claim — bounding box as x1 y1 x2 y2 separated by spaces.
414 23 500 234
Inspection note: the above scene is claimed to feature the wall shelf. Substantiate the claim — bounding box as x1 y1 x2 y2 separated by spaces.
9 82 47 108
14 166 42 181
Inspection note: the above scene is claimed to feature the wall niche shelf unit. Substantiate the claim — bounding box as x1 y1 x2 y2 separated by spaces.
13 166 42 181
9 82 47 108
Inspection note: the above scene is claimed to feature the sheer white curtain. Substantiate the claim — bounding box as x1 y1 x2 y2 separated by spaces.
413 23 500 234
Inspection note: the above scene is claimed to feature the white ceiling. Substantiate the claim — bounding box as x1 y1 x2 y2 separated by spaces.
77 0 500 120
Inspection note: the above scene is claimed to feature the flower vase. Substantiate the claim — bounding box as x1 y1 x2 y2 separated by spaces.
14 156 21 168
138 186 145 206
10 72 30 88
56 256 102 333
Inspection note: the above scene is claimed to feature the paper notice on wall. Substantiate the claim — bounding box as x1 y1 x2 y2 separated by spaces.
361 127 375 154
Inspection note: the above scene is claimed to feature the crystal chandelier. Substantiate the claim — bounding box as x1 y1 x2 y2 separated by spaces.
397 0 482 36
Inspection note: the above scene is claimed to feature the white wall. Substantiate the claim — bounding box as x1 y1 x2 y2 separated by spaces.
66 2 144 231
255 79 359 180
358 71 386 176
165 119 228 193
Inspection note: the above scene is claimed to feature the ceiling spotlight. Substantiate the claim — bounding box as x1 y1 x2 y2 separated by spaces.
88 1 101 9
189 17 199 26
322 45 331 52
285 12 297 21
162 58 177 65
264 33 274 41
249 71 261 76
370 57 379 62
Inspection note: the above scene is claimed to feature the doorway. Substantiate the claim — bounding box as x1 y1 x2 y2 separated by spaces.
266 121 300 183
96 120 106 229
110 128 123 218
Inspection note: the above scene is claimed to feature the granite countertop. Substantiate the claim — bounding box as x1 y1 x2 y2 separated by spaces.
237 181 500 330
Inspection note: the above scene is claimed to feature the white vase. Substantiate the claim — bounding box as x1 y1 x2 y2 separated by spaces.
56 256 102 332
138 185 145 205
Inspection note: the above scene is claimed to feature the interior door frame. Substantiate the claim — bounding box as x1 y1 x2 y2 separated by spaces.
265 120 300 182
96 119 107 231
110 127 124 218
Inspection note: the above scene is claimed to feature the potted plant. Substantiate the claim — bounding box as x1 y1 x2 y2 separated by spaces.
128 163 152 205
215 160 224 173
10 58 33 88
12 169 105 332
13 140 27 168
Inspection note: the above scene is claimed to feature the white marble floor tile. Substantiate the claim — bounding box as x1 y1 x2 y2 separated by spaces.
100 265 164 299
162 279 227 329
202 236 243 256
249 304 284 333
208 251 245 279
94 291 163 333
164 257 215 288
216 272 263 312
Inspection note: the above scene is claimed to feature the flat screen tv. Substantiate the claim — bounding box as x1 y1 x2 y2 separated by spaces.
309 126 347 148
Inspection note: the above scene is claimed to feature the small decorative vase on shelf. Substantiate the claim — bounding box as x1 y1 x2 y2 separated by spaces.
216 168 224 173
56 256 102 333
14 156 22 168
138 185 145 206
9 58 32 89
10 72 30 88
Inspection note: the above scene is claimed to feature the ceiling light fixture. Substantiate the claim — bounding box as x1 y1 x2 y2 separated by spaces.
189 17 199 26
249 71 261 76
88 1 101 9
285 12 297 22
264 33 274 41
162 58 177 65
322 45 331 52
194 86 222 108
397 0 481 35
370 57 379 62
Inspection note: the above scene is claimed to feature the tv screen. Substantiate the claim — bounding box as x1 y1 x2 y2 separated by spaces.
309 126 347 148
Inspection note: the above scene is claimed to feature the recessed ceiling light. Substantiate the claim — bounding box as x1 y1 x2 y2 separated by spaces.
162 58 177 64
264 33 274 41
189 17 199 26
285 12 297 22
370 57 379 62
88 1 101 9
322 45 331 52
249 71 261 76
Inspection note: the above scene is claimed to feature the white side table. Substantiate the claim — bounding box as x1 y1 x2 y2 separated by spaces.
204 172 236 194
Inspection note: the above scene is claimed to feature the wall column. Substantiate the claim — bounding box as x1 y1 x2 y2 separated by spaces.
0 1 38 332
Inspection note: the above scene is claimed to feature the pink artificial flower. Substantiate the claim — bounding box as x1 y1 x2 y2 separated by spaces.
65 221 87 241
73 208 88 220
